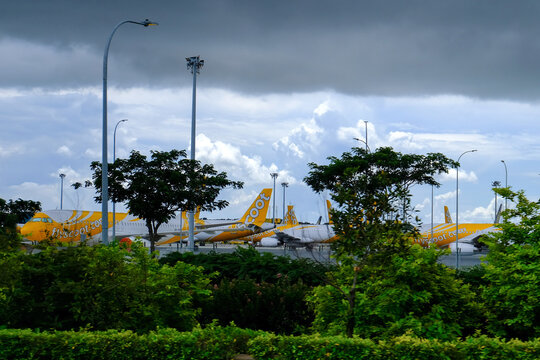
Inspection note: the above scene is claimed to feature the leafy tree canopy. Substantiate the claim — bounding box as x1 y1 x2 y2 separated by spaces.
0 198 41 229
481 189 540 340
91 149 243 251
0 198 41 252
303 146 457 337
304 146 457 259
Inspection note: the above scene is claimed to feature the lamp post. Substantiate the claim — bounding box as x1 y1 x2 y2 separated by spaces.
112 119 128 242
59 173 65 210
353 137 371 152
281 182 288 223
492 181 501 221
270 173 278 225
364 120 368 152
431 184 434 242
101 19 158 245
455 149 477 268
501 160 508 211
186 56 204 251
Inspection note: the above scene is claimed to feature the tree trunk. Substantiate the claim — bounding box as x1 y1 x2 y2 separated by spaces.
346 290 356 338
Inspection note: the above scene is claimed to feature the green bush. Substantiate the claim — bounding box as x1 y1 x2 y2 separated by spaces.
0 243 211 332
247 333 540 360
1 328 538 359
0 326 259 360
200 277 314 334
160 246 331 286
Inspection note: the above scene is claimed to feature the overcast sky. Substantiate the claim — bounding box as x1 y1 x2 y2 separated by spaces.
1 0 539 226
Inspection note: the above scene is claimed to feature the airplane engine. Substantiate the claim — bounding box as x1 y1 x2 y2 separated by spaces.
260 237 280 247
449 242 477 254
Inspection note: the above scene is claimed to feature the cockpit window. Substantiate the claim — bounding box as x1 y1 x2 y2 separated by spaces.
32 218 53 223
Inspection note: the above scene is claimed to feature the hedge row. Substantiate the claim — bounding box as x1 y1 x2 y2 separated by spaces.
0 326 260 360
248 333 540 360
1 328 538 360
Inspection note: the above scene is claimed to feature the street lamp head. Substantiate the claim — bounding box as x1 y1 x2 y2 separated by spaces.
270 172 278 179
141 19 158 26
59 173 65 179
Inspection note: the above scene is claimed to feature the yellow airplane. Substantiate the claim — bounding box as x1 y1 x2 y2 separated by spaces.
156 188 273 245
20 189 272 245
234 204 299 246
20 207 210 244
272 200 338 247
415 205 501 252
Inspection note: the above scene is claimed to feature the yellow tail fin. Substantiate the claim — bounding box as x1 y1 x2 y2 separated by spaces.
240 188 273 226
444 206 452 223
180 207 202 230
284 205 299 227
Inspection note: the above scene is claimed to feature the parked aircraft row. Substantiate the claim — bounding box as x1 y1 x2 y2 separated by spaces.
20 189 274 245
20 189 500 253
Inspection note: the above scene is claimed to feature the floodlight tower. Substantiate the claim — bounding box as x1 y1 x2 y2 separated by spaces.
186 56 204 251
270 173 278 225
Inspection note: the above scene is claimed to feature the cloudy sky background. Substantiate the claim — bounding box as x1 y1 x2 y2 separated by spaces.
2 0 540 227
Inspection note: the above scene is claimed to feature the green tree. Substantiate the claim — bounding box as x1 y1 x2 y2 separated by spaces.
304 146 457 337
0 198 41 252
481 189 540 340
91 149 243 252
307 245 484 340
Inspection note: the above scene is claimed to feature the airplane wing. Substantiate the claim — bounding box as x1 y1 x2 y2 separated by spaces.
194 221 241 230
458 226 500 244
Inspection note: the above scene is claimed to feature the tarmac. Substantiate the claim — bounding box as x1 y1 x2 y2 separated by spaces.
155 243 486 268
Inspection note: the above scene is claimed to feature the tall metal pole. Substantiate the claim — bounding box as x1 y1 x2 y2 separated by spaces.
364 120 368 152
455 149 477 268
430 184 433 242
101 19 157 245
59 173 65 210
281 182 288 223
186 56 204 251
112 119 128 242
501 160 508 211
492 181 500 221
270 173 278 225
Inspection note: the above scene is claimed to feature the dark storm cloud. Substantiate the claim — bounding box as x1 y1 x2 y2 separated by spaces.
2 0 540 100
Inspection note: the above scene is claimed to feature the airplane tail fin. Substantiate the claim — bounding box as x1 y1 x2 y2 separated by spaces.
284 205 299 227
326 200 333 224
239 189 273 227
181 211 189 230
495 204 503 223
444 206 453 223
